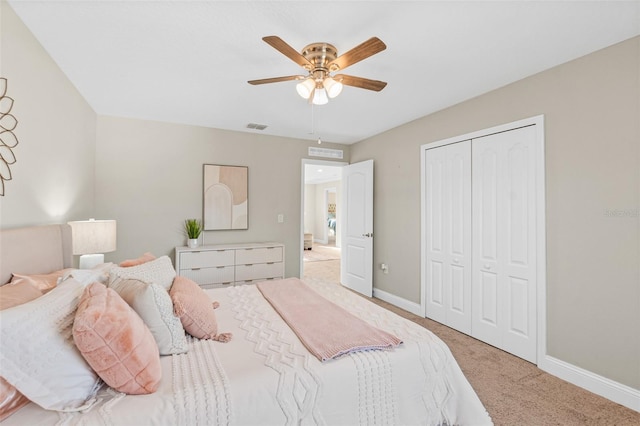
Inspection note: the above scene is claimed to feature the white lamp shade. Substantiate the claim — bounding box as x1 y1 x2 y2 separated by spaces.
312 87 328 105
296 78 316 99
68 219 117 255
323 77 343 98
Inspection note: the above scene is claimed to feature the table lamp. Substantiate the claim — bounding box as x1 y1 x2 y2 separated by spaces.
68 219 117 269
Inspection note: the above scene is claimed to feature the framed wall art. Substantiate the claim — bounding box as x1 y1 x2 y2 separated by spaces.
203 164 248 230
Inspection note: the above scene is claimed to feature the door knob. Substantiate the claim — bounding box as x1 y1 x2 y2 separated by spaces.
453 258 460 264
362 233 373 237
484 264 492 270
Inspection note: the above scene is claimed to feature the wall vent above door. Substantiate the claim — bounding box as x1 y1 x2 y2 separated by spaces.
308 147 343 159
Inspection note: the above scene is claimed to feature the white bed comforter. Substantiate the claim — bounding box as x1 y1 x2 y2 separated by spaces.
4 278 492 426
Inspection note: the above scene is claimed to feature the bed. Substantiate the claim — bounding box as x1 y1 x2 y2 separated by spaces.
0 224 492 425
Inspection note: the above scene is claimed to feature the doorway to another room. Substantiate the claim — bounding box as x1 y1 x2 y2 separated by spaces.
302 161 344 283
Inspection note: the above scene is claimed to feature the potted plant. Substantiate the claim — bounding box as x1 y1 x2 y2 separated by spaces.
184 219 202 248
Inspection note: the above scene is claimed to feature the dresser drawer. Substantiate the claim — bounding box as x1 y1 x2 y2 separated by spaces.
180 249 234 269
179 265 235 286
235 262 283 282
235 246 283 264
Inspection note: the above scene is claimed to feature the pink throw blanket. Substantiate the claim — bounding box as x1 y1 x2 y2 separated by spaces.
256 278 402 361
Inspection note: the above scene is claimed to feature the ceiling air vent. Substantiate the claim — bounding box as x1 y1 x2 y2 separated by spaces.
246 123 268 130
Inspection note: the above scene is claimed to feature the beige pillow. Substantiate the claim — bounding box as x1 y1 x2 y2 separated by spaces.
110 256 176 290
109 276 187 355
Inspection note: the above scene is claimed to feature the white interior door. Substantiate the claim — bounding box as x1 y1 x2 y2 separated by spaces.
341 160 373 297
472 126 537 363
424 141 472 334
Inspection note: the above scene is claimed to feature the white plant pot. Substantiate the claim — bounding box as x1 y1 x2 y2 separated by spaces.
187 238 199 248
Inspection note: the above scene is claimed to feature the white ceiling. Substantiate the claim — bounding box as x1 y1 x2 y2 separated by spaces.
305 164 342 185
8 1 640 145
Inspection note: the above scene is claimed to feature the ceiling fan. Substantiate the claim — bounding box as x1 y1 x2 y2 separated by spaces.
248 36 387 105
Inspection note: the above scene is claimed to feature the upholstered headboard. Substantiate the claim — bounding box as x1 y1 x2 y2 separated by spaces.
0 224 73 285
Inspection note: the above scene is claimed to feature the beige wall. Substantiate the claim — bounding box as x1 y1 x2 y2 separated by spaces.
350 37 640 389
0 1 96 229
95 115 348 278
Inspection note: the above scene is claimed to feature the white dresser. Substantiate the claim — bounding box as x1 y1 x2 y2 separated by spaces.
175 242 284 289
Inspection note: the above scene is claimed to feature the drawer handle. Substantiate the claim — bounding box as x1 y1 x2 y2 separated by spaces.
245 248 254 251
191 251 201 254
216 250 226 252
192 268 201 271
222 282 231 285
216 266 225 269
267 262 274 265
245 264 253 267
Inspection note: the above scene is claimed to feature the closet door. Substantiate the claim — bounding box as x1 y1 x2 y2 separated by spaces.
425 141 472 334
472 126 537 363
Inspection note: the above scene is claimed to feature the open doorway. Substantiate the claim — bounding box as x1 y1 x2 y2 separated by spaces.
301 160 345 283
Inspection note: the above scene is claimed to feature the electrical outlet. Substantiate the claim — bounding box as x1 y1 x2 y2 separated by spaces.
277 214 284 223
381 263 389 274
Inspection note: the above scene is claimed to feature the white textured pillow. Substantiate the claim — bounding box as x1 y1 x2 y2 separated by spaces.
0 279 102 411
109 256 176 290
108 276 187 355
61 263 113 286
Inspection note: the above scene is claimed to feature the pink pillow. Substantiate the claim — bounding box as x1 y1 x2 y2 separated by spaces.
0 283 40 419
0 377 29 421
119 252 156 267
73 283 161 395
10 269 71 293
170 276 232 342
0 280 42 311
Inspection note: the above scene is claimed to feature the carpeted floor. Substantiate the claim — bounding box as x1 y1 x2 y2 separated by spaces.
302 261 640 425
303 243 341 283
303 243 341 262
372 298 640 426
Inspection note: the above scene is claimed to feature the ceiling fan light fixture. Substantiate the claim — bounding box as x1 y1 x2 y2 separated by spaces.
296 77 315 99
312 87 328 105
323 76 343 98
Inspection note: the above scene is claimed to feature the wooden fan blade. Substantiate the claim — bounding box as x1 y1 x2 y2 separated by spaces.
335 74 387 92
263 36 312 68
248 75 303 85
328 37 386 71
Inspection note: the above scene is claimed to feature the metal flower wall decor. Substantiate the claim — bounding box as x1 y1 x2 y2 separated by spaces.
0 77 18 196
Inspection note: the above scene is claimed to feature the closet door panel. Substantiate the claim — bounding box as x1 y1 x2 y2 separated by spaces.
445 141 472 334
472 126 537 363
472 142 502 345
425 148 447 323
450 264 465 314
425 141 471 334
501 127 537 363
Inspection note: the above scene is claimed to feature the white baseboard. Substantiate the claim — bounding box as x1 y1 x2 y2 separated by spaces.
372 288 423 316
372 289 639 413
538 355 640 412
